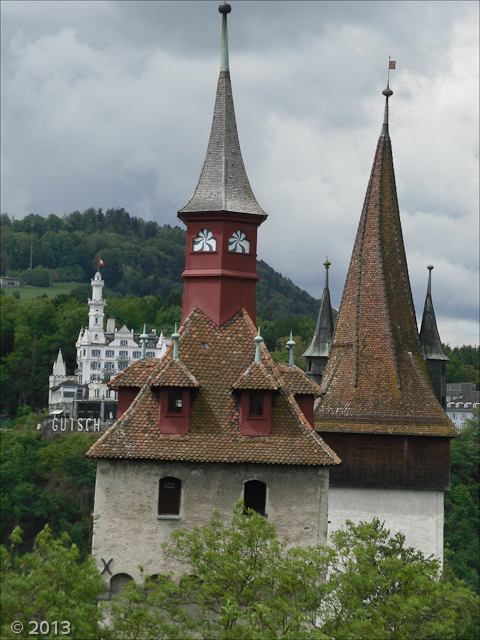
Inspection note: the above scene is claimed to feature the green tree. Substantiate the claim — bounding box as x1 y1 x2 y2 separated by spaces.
108 503 329 639
444 407 480 593
1 431 98 556
1 526 105 639
107 506 479 640
320 519 478 639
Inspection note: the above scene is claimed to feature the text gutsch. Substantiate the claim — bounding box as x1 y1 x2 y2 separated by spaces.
52 417 101 432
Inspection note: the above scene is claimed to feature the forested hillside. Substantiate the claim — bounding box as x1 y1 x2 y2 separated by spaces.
1 209 321 318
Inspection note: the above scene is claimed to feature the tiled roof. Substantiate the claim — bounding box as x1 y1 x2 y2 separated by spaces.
88 309 340 466
152 359 199 388
108 359 157 389
277 365 322 396
233 361 280 391
314 98 457 438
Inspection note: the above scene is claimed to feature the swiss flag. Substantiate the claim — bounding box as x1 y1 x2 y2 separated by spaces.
99 258 105 267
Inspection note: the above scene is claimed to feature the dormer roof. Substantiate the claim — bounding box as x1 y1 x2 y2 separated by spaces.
233 360 280 391
152 359 200 388
277 365 322 396
109 359 157 389
88 308 340 467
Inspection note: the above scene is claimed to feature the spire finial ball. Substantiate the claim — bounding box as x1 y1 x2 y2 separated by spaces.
219 2 232 14
427 265 434 271
382 86 393 98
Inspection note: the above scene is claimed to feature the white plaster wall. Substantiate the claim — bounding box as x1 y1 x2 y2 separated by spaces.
327 487 444 561
92 460 329 583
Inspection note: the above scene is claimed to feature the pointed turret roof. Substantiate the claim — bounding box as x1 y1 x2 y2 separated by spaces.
178 3 266 218
303 259 334 359
315 86 456 437
419 266 449 361
53 349 66 377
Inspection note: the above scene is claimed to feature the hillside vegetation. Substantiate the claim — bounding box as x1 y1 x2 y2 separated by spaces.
1 209 321 319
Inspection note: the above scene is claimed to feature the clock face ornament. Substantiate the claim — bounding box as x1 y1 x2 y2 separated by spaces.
193 228 216 252
228 230 250 253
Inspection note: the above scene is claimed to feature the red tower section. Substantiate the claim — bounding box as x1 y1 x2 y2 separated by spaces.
177 5 266 327
180 212 264 326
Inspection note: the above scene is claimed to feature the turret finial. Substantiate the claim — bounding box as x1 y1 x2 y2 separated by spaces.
381 57 395 136
254 327 263 364
172 323 181 360
219 3 231 72
286 331 296 367
140 324 148 361
427 264 434 295
323 257 331 287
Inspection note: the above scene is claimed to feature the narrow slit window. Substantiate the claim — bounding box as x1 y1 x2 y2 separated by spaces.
243 480 266 516
158 477 181 515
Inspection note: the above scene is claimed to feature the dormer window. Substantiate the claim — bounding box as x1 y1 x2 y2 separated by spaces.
249 394 264 416
168 391 183 414
240 391 272 436
159 388 191 434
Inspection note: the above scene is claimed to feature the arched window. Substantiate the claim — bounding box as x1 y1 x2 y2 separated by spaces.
158 477 181 516
110 573 134 597
193 228 216 252
244 480 267 516
228 229 250 253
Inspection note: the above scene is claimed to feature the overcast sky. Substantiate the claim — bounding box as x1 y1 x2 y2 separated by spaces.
1 1 478 347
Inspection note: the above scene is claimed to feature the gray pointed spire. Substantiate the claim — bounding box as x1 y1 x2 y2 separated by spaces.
303 259 334 383
419 266 448 408
178 3 266 217
419 266 448 362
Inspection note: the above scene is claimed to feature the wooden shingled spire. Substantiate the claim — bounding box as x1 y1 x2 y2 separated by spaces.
314 87 457 437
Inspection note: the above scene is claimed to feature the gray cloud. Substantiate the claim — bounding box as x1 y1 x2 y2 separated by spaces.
1 0 478 346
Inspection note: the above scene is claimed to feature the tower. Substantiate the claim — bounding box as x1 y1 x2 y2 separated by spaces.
87 271 106 339
178 1 267 327
87 4 338 595
303 259 334 384
419 265 449 408
314 84 457 559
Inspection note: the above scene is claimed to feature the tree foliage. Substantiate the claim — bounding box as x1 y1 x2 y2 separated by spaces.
106 505 479 640
0 431 98 556
444 344 480 386
444 408 480 593
1 526 105 640
1 210 321 319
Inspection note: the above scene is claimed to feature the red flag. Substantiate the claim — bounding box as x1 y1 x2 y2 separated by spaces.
389 61 396 69
99 258 105 267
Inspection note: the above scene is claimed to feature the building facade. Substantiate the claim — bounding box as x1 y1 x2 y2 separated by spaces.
446 382 479 429
48 271 170 419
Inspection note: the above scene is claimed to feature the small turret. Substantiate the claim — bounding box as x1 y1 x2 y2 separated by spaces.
419 265 449 408
303 259 334 384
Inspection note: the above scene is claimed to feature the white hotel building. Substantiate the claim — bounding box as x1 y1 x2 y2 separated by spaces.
48 271 170 419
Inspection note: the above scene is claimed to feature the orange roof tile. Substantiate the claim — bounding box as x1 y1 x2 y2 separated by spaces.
108 359 157 389
277 365 322 396
152 359 199 388
88 309 340 466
